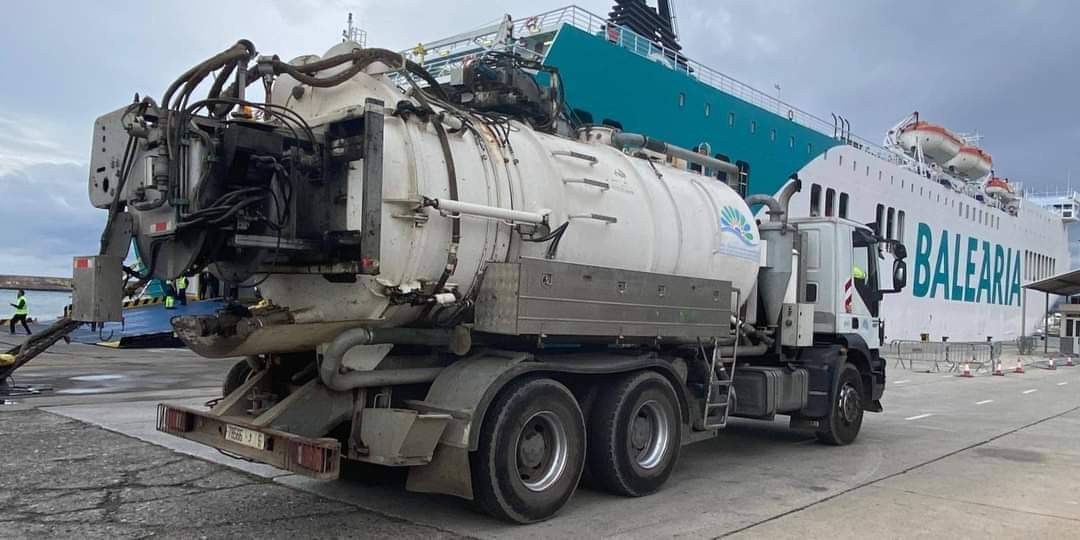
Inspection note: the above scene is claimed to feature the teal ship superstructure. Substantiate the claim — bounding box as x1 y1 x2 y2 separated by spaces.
543 24 840 197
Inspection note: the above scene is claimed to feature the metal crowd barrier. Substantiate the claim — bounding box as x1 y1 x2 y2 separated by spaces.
886 340 1003 375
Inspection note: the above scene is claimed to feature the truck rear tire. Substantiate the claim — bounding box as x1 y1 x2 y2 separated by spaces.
471 377 586 523
816 363 863 446
222 359 253 396
588 371 681 497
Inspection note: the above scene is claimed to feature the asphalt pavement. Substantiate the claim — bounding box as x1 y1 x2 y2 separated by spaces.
2 336 1078 538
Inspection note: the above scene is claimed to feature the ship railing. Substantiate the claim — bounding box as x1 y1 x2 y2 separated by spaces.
395 5 1020 209
886 340 1003 375
399 6 883 152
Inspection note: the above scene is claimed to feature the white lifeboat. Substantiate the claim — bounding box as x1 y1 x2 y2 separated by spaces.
945 146 993 179
985 176 1016 200
896 121 962 164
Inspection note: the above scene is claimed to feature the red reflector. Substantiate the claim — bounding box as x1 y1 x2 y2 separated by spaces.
158 406 192 433
73 258 91 269
289 441 334 474
153 221 169 233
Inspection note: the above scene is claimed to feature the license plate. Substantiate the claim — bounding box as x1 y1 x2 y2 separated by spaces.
225 424 267 450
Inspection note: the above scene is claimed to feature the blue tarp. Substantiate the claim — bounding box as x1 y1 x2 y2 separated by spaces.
67 299 226 344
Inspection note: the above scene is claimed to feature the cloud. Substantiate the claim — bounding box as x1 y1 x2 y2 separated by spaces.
0 113 86 177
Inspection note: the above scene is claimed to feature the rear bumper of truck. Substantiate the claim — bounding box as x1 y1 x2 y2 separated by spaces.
156 403 342 479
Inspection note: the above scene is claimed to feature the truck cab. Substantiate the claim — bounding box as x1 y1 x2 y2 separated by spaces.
794 217 907 347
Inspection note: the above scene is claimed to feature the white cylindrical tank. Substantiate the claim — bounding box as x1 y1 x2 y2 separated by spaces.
248 46 761 344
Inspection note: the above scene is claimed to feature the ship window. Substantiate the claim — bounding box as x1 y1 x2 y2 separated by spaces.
839 193 849 219
770 128 777 142
678 93 685 107
865 166 870 176
728 112 735 127
807 143 813 155
878 171 883 181
750 120 756 134
853 160 857 172
897 210 905 242
959 203 964 217
839 155 843 166
886 207 895 240
825 188 836 217
901 179 905 189
891 175 895 185
705 102 711 117
789 135 795 149
810 184 822 216
875 204 884 235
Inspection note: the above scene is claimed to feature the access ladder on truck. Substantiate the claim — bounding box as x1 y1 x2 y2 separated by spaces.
700 336 739 429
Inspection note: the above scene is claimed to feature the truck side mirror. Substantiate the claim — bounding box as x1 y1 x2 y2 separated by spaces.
892 259 907 291
893 243 907 260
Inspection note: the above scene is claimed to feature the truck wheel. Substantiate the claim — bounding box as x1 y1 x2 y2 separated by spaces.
816 363 863 446
222 359 253 396
588 371 682 497
471 377 585 523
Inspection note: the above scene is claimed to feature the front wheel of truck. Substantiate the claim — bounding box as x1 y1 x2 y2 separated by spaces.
816 363 864 446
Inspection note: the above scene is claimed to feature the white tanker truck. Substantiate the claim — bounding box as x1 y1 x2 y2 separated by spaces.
72 40 908 523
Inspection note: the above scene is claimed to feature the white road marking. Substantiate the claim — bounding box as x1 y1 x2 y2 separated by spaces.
905 413 933 421
1058 382 1068 386
976 399 993 405
1022 389 1038 395
942 374 954 378
893 380 910 385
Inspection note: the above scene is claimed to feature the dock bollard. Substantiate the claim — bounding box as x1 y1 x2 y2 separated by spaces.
1014 358 1025 374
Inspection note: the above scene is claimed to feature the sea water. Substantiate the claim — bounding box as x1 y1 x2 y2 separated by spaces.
1 289 71 322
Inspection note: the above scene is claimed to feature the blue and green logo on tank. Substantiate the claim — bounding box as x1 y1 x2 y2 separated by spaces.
720 206 757 246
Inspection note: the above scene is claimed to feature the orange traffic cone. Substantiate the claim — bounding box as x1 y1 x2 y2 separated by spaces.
993 361 1005 376
1048 358 1057 370
1014 358 1025 374
1067 357 1075 367
959 363 974 378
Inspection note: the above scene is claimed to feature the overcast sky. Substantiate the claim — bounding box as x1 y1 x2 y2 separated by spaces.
1 0 1077 277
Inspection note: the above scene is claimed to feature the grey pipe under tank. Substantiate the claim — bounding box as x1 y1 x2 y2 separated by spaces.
317 327 467 392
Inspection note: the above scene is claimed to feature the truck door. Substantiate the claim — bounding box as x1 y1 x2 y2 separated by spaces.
849 228 882 348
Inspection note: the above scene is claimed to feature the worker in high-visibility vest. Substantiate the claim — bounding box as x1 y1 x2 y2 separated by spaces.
175 275 189 306
852 265 867 282
164 280 176 310
8 289 31 335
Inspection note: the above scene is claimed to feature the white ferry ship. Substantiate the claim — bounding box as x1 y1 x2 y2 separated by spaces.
401 2 1070 341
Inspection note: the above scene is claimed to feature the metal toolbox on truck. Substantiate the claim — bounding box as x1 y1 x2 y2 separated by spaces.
475 257 733 339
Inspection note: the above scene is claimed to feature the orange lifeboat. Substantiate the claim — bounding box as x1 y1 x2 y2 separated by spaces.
946 146 993 179
896 121 962 164
985 176 1015 200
